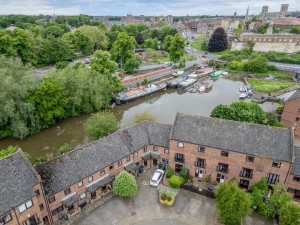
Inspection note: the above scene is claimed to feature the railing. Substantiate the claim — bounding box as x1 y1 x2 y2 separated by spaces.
240 170 253 179
194 161 206 168
216 166 229 174
174 157 185 163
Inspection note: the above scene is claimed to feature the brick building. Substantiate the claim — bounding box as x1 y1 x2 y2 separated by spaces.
1 113 300 224
281 90 300 138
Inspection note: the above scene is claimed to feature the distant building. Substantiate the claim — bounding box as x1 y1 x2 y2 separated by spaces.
259 4 300 19
273 18 300 32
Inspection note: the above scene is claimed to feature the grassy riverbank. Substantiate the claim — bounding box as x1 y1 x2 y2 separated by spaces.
248 79 295 93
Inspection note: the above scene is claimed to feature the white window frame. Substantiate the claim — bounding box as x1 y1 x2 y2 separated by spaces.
88 176 93 182
164 148 169 154
100 170 105 176
80 192 86 200
178 142 184 148
18 200 33 213
78 181 83 188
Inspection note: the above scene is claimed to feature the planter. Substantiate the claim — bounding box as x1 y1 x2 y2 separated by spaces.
159 190 176 206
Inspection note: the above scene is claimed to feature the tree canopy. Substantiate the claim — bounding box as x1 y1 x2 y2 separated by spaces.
208 27 227 52
84 112 119 140
169 33 185 63
113 171 137 197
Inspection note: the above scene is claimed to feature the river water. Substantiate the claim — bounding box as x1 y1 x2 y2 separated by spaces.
0 77 294 160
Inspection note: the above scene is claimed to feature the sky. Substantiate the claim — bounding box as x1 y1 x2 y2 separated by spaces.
0 0 299 16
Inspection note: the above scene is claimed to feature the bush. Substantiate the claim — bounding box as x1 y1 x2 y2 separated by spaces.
0 146 17 159
166 168 173 179
33 156 46 166
55 61 69 70
58 143 72 155
179 167 190 182
169 175 183 189
113 171 137 197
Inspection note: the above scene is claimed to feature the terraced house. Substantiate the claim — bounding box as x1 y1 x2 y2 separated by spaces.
1 113 300 225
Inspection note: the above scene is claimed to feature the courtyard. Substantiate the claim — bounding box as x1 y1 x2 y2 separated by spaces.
71 168 274 225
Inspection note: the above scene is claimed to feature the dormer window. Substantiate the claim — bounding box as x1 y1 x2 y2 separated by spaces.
272 161 281 168
178 142 184 148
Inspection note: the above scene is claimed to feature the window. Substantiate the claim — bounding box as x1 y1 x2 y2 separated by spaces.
296 117 300 122
18 200 33 213
80 192 86 200
164 148 169 154
195 158 206 168
177 142 184 148
118 160 122 166
293 176 300 183
109 165 114 170
88 176 93 182
174 153 185 163
39 203 44 210
287 188 295 193
217 163 229 173
48 196 55 203
78 181 83 188
221 151 228 157
272 161 281 168
153 146 158 151
246 156 254 162
134 152 138 157
100 170 105 176
198 146 205 152
298 108 300 113
51 205 64 216
266 173 280 184
0 214 12 224
64 188 71 195
35 189 40 196
143 147 147 152
240 168 253 179
126 156 131 161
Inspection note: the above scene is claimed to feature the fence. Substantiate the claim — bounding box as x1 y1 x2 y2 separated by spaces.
181 183 216 199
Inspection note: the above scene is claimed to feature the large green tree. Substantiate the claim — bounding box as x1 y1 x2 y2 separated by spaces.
111 32 136 65
113 171 137 197
77 25 108 51
216 179 252 224
63 30 91 55
0 30 16 56
84 112 119 140
0 56 38 139
169 33 185 63
27 78 69 130
278 202 300 225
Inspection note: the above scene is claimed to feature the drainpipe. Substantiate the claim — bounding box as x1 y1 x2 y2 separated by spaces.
12 207 21 225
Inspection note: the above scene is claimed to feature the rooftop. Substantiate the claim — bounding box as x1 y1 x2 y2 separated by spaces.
291 147 300 175
0 150 40 216
171 113 293 162
273 18 300 26
287 89 300 101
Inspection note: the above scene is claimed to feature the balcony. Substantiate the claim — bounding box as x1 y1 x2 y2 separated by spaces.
216 165 229 174
194 161 206 168
174 156 185 163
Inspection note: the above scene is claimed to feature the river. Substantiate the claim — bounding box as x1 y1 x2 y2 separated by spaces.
0 77 294 161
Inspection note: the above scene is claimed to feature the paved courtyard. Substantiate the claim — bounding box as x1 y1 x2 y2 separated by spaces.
71 168 274 225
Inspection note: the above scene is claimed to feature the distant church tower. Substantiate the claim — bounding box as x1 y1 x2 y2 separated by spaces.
245 6 249 19
234 11 237 18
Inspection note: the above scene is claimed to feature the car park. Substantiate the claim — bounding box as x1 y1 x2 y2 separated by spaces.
150 169 165 186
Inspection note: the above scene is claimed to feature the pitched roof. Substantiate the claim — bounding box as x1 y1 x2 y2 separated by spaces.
287 89 300 101
291 147 300 175
273 18 300 26
171 113 293 162
0 150 39 216
37 132 131 197
146 122 172 148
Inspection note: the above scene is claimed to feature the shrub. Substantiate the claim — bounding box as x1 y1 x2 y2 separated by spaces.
55 61 69 70
33 156 46 166
113 171 137 197
169 175 183 189
0 146 17 159
58 143 72 155
179 167 190 182
166 168 174 179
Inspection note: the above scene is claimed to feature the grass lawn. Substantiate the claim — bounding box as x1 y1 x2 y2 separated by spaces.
253 71 292 78
248 79 295 93
191 36 203 51
159 54 196 63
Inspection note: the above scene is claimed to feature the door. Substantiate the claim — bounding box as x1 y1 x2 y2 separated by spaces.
175 164 183 173
195 168 203 178
217 173 225 183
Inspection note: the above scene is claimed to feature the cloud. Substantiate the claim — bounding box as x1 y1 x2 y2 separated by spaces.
0 0 299 16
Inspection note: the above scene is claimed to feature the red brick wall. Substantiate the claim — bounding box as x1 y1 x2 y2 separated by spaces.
281 99 300 138
169 140 291 189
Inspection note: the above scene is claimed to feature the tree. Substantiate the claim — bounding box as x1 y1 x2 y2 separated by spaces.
0 30 16 57
163 35 172 51
62 30 91 55
146 48 160 62
159 25 178 41
77 25 108 51
123 56 140 74
169 33 185 63
135 32 144 45
134 111 156 124
44 25 65 38
244 55 269 73
201 38 208 51
216 180 252 224
0 56 38 139
233 27 243 37
84 112 119 140
27 78 69 130
246 40 255 53
278 202 300 225
144 38 159 50
178 58 186 68
208 27 227 52
55 61 69 70
112 171 137 197
111 32 136 65
90 50 117 76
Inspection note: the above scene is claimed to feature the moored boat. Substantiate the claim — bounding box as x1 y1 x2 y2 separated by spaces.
114 83 167 105
211 70 225 77
203 80 213 89
177 78 197 90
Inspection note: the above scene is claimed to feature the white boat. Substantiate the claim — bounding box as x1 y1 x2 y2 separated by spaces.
199 85 206 92
177 78 197 89
203 80 213 89
239 93 248 99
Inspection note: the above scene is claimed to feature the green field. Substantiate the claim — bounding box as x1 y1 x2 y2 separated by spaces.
253 71 293 78
191 36 204 51
248 79 295 93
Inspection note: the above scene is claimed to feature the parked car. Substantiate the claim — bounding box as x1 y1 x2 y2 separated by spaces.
84 58 90 64
202 55 207 58
150 169 165 186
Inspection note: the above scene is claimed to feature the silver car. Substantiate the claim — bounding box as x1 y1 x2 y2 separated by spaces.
150 169 165 186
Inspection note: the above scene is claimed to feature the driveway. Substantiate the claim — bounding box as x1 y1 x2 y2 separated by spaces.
71 169 274 225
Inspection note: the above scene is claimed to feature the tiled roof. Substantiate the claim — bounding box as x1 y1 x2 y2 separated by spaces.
291 147 300 175
146 122 172 148
171 113 293 162
273 18 300 26
37 132 131 197
0 150 39 216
